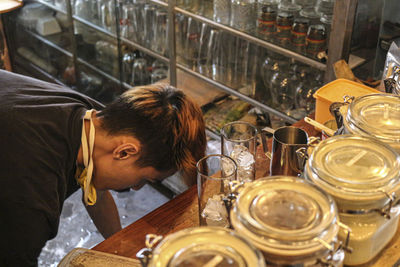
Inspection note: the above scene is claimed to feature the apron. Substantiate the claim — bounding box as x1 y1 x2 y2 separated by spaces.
75 109 97 206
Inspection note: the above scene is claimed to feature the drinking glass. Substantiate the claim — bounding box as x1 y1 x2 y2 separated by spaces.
197 23 211 75
221 121 258 183
270 63 296 112
131 58 149 86
153 9 168 55
55 0 67 11
131 3 145 44
213 0 231 25
316 0 335 24
143 4 156 48
295 80 318 113
204 29 223 81
278 0 301 17
297 0 320 25
226 34 249 89
151 68 168 83
176 13 189 65
152 59 168 71
184 17 201 69
197 154 237 226
230 0 257 32
122 52 135 84
100 0 116 33
120 3 135 39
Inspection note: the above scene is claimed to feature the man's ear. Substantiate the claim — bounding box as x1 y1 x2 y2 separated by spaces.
113 143 140 160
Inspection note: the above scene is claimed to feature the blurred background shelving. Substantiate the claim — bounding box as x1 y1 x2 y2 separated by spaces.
2 0 391 129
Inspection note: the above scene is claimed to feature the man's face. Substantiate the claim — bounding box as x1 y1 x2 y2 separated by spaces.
91 155 176 191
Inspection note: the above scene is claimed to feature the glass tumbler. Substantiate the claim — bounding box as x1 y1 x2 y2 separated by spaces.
143 4 156 48
197 154 237 226
131 58 149 86
226 34 250 89
197 23 211 75
151 68 168 83
230 0 257 32
184 17 201 69
120 4 135 39
221 121 258 183
131 3 145 44
153 9 168 55
213 0 231 25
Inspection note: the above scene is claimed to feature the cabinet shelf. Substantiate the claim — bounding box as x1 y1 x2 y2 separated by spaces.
14 54 67 87
175 6 326 71
22 27 73 58
149 0 168 8
72 15 117 39
77 58 121 86
36 0 67 15
177 63 298 124
120 37 169 64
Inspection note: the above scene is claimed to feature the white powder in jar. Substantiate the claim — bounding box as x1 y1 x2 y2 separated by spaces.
338 206 400 266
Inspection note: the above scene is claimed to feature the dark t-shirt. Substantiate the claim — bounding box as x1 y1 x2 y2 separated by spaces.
0 70 104 266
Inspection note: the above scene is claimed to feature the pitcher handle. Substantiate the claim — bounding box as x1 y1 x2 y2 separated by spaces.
260 127 275 159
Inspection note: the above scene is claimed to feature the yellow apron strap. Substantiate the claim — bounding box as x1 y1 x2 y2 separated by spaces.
77 109 97 206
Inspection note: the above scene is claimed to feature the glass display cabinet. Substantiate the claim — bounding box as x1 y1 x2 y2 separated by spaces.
3 0 360 124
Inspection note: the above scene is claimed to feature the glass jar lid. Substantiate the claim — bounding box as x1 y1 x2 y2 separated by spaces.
230 177 339 257
345 94 400 144
306 135 400 204
149 227 266 267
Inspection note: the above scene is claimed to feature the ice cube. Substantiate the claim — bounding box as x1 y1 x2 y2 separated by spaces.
221 157 236 177
230 145 255 182
201 194 229 227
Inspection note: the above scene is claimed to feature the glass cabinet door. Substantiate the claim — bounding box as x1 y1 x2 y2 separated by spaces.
7 1 75 86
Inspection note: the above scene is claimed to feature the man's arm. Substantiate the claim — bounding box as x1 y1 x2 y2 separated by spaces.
84 190 122 239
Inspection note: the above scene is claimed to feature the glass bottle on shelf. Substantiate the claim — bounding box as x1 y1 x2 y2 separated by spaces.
317 0 335 24
230 0 257 32
317 0 335 45
213 0 231 25
296 0 320 25
276 12 294 46
291 18 309 53
257 0 278 39
269 58 293 111
306 24 327 58
278 0 301 18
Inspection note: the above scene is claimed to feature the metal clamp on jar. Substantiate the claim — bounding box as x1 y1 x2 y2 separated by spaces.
136 227 266 267
304 134 400 265
228 176 348 267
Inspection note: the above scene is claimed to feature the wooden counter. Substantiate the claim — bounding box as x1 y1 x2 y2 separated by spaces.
92 118 400 267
